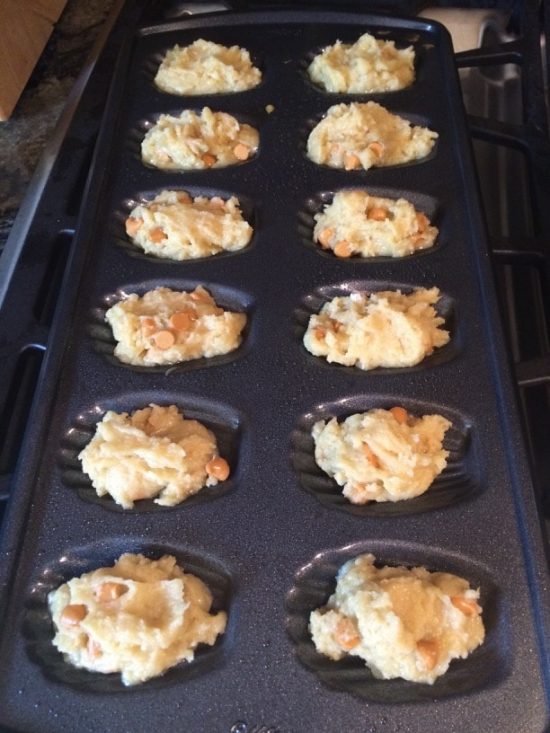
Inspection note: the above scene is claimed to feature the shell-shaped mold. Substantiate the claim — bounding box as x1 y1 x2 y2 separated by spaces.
300 109 437 167
142 47 264 96
58 392 245 512
297 189 440 261
88 279 253 374
299 31 423 96
291 395 481 516
294 280 458 373
129 110 261 170
285 541 508 703
112 189 256 263
23 540 233 693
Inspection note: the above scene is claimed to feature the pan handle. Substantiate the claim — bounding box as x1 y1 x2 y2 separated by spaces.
0 342 47 503
157 1 430 18
516 356 550 388
0 231 67 511
157 1 236 18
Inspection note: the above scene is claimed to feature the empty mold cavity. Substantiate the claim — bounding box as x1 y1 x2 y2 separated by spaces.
294 281 458 373
23 540 232 692
298 188 440 260
291 395 481 517
112 189 256 263
285 540 508 703
33 230 74 326
88 279 253 374
58 392 244 512
129 110 261 169
299 109 438 167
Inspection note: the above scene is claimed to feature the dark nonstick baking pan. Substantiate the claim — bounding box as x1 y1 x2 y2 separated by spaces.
1 6 549 732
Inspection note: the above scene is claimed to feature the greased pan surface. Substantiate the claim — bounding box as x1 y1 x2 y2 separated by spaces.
1 8 549 732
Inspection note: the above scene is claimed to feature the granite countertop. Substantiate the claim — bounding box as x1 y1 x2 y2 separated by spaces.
0 0 117 252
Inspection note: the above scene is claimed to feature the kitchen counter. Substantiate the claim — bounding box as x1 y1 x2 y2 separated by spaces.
0 0 116 251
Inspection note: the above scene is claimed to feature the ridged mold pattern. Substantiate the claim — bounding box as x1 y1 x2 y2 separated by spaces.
291 395 480 516
141 50 164 86
23 540 233 693
285 541 508 703
112 189 256 263
58 392 244 512
88 279 254 373
297 188 440 261
293 281 458 372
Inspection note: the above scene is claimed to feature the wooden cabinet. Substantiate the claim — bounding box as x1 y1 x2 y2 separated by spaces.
0 0 68 120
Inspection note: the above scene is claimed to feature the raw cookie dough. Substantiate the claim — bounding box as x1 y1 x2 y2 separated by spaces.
308 32 414 93
141 107 259 170
154 39 261 95
310 553 485 684
303 287 449 370
48 553 227 686
79 404 230 509
312 407 451 503
105 285 246 367
125 191 253 261
314 190 437 258
307 102 437 170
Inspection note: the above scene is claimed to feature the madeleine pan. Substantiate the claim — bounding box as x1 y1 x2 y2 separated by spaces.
0 8 549 733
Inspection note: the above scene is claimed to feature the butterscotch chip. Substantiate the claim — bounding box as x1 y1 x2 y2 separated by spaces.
149 227 168 243
205 456 230 481
309 554 485 684
201 153 217 168
94 582 128 603
125 217 143 237
151 330 175 350
417 640 439 671
169 312 192 331
60 604 87 626
233 143 250 160
344 153 360 170
333 240 352 258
